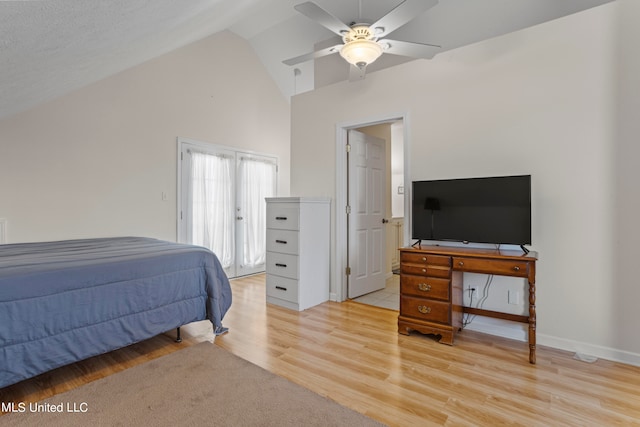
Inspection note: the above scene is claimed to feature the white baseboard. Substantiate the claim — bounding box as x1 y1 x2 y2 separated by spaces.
537 334 640 367
464 315 640 367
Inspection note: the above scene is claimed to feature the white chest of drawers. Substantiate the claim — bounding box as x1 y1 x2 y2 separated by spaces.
265 197 330 311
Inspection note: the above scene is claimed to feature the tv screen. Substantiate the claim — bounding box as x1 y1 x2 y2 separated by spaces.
412 175 531 245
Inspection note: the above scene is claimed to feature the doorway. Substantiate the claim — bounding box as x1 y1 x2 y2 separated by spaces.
335 114 409 307
177 138 278 279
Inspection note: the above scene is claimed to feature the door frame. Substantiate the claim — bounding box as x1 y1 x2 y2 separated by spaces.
334 112 411 302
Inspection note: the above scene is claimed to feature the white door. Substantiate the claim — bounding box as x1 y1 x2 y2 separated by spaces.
178 141 277 278
236 155 277 277
348 130 386 298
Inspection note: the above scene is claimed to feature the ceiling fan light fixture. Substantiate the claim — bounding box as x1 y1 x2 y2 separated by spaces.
339 39 383 68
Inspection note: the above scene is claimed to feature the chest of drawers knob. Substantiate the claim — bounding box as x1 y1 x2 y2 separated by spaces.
418 283 432 292
418 305 431 314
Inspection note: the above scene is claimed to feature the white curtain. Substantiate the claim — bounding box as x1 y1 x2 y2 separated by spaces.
239 157 276 268
190 151 234 268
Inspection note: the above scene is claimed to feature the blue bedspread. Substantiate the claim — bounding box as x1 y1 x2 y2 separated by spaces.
0 237 232 388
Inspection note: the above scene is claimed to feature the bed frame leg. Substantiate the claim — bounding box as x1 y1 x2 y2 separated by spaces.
175 327 182 343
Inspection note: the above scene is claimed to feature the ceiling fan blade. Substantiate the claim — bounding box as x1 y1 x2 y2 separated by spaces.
381 39 441 59
371 0 438 38
283 44 342 66
349 64 366 82
294 2 352 36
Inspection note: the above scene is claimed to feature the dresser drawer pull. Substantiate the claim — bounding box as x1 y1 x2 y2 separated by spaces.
422 268 427 273
418 305 431 314
275 263 287 268
418 283 432 292
458 261 464 267
275 216 288 220
422 257 427 261
275 286 287 291
275 240 288 244
513 266 520 272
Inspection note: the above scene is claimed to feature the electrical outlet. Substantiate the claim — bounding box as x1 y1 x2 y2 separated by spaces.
508 290 520 305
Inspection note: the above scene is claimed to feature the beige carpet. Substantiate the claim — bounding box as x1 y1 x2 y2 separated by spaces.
3 342 386 426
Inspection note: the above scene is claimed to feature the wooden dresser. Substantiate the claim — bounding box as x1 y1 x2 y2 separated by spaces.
398 245 538 363
398 248 463 345
265 197 330 311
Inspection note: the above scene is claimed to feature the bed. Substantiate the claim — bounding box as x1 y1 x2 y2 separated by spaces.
0 236 232 388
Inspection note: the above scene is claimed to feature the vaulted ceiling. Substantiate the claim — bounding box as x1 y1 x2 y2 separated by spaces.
0 0 614 120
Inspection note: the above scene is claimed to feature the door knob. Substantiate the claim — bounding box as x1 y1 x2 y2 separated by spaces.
236 216 244 220
382 218 389 224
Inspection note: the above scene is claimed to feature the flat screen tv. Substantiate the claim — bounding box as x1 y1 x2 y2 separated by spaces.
412 175 531 246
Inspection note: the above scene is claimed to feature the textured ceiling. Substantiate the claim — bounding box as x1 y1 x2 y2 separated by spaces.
0 0 614 120
0 0 265 120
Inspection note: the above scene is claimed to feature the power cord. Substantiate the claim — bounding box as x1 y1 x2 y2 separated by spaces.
462 287 475 327
462 274 494 328
477 274 494 310
464 243 499 327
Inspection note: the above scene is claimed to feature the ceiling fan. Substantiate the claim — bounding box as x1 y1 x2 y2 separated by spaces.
283 0 440 81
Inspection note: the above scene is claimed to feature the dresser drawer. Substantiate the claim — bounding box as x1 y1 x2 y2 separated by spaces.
400 264 450 279
265 252 298 279
266 229 299 255
401 275 450 301
400 296 451 324
266 275 299 304
400 252 451 267
453 257 529 278
266 205 300 230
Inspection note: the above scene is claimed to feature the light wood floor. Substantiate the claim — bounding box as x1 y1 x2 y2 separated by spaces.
2 273 640 426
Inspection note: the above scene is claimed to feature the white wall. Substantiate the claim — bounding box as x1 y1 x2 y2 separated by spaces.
290 2 640 363
0 31 290 243
612 0 640 361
